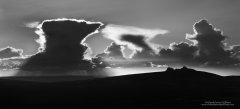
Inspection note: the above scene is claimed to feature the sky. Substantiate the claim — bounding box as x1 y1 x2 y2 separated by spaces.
0 0 240 76
0 0 240 56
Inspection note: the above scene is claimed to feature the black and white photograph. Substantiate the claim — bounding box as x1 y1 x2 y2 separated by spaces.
0 0 239 108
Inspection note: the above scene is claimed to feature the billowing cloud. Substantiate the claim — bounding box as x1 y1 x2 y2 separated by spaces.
93 42 126 67
21 18 103 73
154 42 198 66
6 18 236 76
102 42 125 59
95 42 125 61
0 47 23 59
186 19 238 66
154 19 240 67
101 24 168 52
159 42 197 60
98 19 240 69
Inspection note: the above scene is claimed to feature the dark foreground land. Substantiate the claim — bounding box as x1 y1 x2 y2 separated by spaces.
0 67 239 108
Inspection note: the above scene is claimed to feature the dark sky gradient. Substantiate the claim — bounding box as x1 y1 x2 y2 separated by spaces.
0 0 240 56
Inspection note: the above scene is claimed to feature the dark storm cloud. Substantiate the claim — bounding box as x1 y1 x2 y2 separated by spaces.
186 19 239 65
0 47 23 59
21 18 103 72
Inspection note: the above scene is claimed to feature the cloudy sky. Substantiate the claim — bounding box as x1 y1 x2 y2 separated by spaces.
0 0 240 76
0 0 239 55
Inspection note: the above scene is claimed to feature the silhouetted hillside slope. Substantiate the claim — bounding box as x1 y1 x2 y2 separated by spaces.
0 67 239 108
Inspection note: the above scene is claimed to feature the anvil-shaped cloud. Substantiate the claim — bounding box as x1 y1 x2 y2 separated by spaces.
20 18 103 74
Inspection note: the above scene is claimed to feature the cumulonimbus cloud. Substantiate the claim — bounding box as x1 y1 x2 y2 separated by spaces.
33 18 103 52
21 18 103 73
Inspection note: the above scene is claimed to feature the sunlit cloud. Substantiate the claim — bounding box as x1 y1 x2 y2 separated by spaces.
101 24 168 51
0 46 24 59
25 21 40 28
28 18 103 52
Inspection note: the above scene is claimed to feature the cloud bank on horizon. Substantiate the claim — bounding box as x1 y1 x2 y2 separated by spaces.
0 18 240 76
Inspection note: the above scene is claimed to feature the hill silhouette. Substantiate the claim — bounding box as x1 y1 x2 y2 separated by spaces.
0 67 239 108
